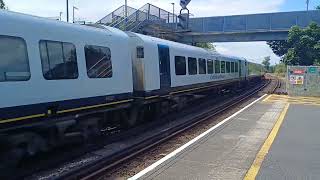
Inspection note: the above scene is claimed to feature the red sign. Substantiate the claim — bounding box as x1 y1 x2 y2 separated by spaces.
293 70 304 74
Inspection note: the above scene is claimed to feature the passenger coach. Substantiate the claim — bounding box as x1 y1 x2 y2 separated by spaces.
0 10 264 170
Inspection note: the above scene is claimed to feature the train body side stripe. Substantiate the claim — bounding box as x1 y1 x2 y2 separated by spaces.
0 99 133 125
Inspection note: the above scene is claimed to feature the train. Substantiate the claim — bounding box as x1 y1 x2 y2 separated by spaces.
0 10 264 168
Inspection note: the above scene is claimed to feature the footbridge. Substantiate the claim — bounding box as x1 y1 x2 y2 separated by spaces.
96 4 320 43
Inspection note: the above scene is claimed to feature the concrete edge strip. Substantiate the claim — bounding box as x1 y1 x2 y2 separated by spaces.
128 94 268 180
244 103 290 180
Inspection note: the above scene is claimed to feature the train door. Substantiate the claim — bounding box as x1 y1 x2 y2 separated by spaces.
158 44 171 90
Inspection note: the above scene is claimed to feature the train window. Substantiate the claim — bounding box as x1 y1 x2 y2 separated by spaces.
226 61 231 73
85 45 112 78
137 46 144 58
40 40 78 80
231 62 235 73
221 61 226 73
235 62 239 72
0 36 30 82
188 57 197 75
175 56 186 75
215 60 220 73
207 59 214 74
198 58 206 74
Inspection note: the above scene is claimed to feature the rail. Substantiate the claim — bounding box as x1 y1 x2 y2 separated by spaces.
59 80 271 180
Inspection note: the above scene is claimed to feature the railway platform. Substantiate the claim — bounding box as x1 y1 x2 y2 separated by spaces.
129 94 320 180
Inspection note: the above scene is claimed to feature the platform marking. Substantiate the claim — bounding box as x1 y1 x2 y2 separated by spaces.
128 94 268 180
263 95 320 106
244 103 290 180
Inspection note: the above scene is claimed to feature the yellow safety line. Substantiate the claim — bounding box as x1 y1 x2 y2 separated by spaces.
0 99 134 124
244 103 290 180
0 114 46 124
57 99 133 114
262 94 272 102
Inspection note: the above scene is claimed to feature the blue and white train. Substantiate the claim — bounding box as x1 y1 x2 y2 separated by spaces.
0 10 264 166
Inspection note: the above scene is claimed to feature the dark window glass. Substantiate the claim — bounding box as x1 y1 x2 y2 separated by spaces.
231 62 235 73
85 45 112 78
235 62 239 72
137 46 144 58
175 56 186 75
221 61 226 73
198 58 206 74
215 60 220 73
188 57 197 75
207 59 214 74
39 40 78 80
226 61 231 73
0 36 30 82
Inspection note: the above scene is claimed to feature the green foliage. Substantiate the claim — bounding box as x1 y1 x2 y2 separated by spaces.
248 62 264 76
274 63 287 77
262 56 271 71
195 43 216 51
0 0 5 9
266 40 289 57
268 23 320 66
317 5 320 10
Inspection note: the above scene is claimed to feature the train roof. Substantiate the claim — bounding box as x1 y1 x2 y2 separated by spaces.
0 10 129 40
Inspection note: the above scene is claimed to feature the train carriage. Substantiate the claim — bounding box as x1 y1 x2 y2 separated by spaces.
128 32 253 100
0 10 264 170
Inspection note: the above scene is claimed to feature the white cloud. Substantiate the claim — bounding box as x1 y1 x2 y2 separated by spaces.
4 0 284 63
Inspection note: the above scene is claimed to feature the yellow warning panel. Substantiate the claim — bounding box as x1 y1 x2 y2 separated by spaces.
263 94 320 106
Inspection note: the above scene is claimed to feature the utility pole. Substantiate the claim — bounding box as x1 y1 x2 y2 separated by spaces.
66 0 69 22
306 0 310 11
73 6 79 23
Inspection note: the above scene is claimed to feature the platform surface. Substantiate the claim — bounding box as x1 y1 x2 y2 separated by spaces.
257 104 320 179
134 95 286 180
131 95 320 180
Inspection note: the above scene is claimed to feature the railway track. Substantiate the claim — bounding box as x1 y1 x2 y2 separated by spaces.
17 79 277 180
44 80 271 180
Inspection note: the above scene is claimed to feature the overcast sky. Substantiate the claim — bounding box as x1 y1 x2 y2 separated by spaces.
4 0 319 64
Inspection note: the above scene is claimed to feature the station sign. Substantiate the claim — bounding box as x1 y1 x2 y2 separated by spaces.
290 75 304 85
308 67 317 74
293 69 305 74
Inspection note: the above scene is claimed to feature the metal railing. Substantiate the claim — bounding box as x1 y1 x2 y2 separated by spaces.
96 3 179 32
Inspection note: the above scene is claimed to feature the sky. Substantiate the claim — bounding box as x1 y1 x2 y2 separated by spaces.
4 0 319 64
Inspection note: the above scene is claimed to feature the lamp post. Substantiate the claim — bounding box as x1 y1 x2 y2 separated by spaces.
73 6 79 23
306 0 310 11
125 0 128 18
66 0 69 22
171 2 175 23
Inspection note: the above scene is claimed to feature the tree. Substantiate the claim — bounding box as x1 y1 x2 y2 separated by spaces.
266 40 289 57
262 56 271 71
267 23 320 66
0 0 5 9
195 43 216 51
274 63 287 77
